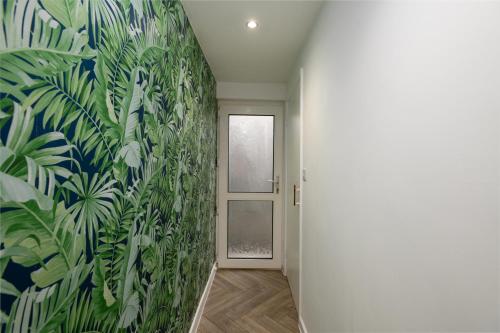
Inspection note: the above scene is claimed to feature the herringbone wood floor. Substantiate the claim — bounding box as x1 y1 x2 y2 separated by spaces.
198 269 299 333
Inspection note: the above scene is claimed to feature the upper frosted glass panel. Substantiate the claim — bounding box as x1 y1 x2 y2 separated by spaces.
228 115 274 193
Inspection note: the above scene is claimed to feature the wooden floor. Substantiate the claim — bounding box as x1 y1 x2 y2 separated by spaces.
198 269 299 333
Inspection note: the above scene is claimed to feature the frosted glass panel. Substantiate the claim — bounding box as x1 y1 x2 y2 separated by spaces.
228 115 274 192
228 200 273 259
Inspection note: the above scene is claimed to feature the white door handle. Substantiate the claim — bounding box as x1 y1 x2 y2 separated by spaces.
293 184 301 206
264 176 279 193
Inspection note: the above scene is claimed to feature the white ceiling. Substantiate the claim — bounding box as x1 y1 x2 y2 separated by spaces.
182 0 323 83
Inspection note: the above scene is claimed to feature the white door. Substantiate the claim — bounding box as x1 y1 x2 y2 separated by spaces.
218 101 283 269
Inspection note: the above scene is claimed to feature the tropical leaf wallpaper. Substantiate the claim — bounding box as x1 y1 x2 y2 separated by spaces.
0 0 217 331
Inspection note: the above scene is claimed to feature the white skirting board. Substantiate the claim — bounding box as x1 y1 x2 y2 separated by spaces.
298 316 309 333
188 263 217 333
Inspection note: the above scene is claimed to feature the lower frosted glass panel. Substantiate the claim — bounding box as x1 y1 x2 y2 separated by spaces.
227 200 273 259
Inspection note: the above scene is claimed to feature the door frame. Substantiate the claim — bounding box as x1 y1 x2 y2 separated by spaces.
217 99 284 269
298 68 304 317
284 68 304 317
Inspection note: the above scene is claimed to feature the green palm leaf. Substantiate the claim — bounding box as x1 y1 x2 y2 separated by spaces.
114 68 143 168
0 0 95 92
88 0 125 48
1 104 75 175
99 16 137 118
5 260 92 333
25 64 115 166
0 104 75 203
0 171 53 210
95 197 133 277
116 228 140 329
0 279 21 298
0 0 218 331
92 218 141 330
1 201 85 288
126 153 164 214
118 69 142 145
129 7 168 64
40 0 87 31
62 172 117 249
63 290 111 333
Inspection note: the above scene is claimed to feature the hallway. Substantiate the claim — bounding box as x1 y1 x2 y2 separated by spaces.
198 270 299 333
1 1 499 332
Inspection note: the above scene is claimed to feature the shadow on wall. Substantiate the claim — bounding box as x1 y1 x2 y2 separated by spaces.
0 0 217 331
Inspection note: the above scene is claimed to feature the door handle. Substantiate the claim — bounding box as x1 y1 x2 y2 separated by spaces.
293 184 300 206
264 176 280 194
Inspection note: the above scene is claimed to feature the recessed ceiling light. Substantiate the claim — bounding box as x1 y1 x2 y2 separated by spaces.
246 20 258 29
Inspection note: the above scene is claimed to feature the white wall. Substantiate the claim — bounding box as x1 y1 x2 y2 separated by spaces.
217 81 287 101
293 2 500 332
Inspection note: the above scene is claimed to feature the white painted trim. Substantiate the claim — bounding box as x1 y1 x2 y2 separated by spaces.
298 67 304 317
298 316 308 333
280 100 287 273
283 70 301 283
282 98 289 276
188 263 217 333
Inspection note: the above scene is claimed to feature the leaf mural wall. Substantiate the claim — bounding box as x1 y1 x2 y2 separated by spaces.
0 0 217 331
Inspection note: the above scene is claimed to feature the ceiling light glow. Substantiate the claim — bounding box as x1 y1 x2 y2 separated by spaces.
246 20 258 29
